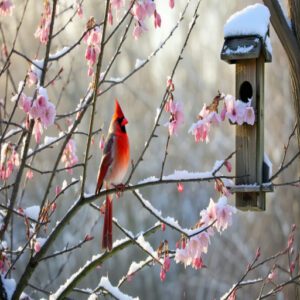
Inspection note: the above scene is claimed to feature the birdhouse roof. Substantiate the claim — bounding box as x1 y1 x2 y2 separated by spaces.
221 4 272 64
220 35 272 64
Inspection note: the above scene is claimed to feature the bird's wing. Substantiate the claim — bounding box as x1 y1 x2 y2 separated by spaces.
95 134 114 194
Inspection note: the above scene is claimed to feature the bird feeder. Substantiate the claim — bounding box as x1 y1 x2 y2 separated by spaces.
220 31 273 211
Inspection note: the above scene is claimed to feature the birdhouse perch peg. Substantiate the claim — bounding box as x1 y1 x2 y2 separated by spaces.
220 4 274 211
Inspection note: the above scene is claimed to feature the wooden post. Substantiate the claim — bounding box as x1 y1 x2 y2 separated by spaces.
221 35 272 211
235 57 265 210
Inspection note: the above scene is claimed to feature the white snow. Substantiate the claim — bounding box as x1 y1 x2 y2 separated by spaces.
109 77 123 83
98 276 139 300
1 275 16 300
135 58 146 69
138 169 213 185
127 257 152 275
264 152 272 180
265 35 272 54
24 206 40 221
87 294 98 300
224 4 270 38
38 87 49 99
224 45 254 55
136 235 156 257
49 46 70 60
134 189 209 237
43 136 59 146
154 108 160 124
32 60 44 81
62 180 68 190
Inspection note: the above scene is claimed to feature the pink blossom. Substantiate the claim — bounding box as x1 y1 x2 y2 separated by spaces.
55 185 61 196
108 7 113 25
26 170 33 180
215 196 236 232
169 0 175 9
41 101 56 128
192 257 205 270
174 248 191 267
244 106 255 125
161 223 166 232
199 104 210 119
76 2 83 18
200 198 216 225
163 256 171 272
34 241 41 253
177 182 184 193
34 1 51 44
27 70 38 86
224 160 232 173
166 76 174 92
154 10 161 28
268 269 277 282
132 23 144 40
225 95 238 123
144 0 156 16
0 0 14 16
99 135 105 151
160 268 166 282
207 111 221 124
189 120 210 143
19 94 32 113
30 95 48 119
166 101 184 136
87 29 102 45
132 2 146 21
111 0 124 10
0 143 20 181
51 202 57 212
33 119 43 144
61 139 78 174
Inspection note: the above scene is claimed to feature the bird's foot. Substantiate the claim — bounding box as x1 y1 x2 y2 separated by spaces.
112 183 126 198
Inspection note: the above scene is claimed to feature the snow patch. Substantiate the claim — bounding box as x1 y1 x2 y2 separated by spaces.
1 275 16 300
135 58 146 69
224 45 254 55
224 4 270 38
98 276 139 300
24 206 40 221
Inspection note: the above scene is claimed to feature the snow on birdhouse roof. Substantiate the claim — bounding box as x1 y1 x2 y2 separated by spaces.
224 4 270 39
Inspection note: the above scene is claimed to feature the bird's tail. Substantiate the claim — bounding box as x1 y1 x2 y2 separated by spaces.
102 186 113 251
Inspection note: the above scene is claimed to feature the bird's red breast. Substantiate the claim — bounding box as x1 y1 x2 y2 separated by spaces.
95 99 130 193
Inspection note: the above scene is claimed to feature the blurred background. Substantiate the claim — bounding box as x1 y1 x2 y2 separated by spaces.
1 0 299 299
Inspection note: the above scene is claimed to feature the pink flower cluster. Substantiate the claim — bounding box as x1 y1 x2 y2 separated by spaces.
165 78 184 136
17 90 56 143
131 0 161 39
0 143 20 181
0 0 14 16
222 95 255 125
34 1 51 44
160 256 171 282
61 139 78 174
189 94 255 143
108 0 125 25
165 100 184 136
175 196 236 268
84 27 102 76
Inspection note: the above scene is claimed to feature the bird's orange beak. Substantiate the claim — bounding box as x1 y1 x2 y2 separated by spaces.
121 118 128 126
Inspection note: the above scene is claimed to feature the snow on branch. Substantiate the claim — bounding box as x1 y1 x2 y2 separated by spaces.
49 223 160 299
94 276 139 300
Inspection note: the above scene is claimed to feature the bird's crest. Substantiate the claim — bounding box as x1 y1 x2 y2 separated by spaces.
113 99 125 120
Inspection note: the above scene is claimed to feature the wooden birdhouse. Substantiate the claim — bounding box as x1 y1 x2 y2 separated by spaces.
220 30 273 211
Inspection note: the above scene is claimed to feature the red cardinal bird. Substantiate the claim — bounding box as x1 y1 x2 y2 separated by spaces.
95 100 130 251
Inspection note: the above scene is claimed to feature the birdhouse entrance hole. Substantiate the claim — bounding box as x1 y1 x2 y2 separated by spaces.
239 81 253 103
